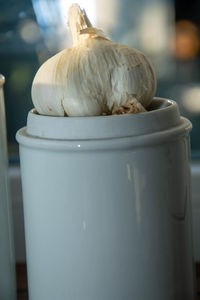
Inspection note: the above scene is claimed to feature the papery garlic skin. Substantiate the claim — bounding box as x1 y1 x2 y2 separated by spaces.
32 4 156 117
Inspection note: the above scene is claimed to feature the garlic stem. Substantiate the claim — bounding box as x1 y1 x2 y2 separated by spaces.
68 4 92 46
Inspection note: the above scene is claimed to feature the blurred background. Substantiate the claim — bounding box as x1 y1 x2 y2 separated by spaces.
1 0 200 162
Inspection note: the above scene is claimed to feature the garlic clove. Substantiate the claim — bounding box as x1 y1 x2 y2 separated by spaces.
31 50 67 116
107 45 156 111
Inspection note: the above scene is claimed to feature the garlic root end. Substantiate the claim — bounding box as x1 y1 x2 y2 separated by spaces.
112 98 146 115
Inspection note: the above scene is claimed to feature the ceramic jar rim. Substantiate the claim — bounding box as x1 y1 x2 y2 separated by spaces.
23 97 184 140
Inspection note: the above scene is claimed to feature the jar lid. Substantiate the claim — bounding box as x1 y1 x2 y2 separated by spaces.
24 98 182 140
0 74 5 87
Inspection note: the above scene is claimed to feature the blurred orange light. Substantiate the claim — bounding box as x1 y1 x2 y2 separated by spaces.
174 20 200 60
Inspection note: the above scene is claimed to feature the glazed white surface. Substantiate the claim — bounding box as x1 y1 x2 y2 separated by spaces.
16 98 195 300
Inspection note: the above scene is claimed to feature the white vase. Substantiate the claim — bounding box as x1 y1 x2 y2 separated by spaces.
0 74 16 300
16 98 195 300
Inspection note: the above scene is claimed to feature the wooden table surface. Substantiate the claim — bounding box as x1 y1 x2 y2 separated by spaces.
16 263 200 300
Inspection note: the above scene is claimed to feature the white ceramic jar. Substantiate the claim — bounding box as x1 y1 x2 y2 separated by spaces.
17 98 195 300
0 75 16 300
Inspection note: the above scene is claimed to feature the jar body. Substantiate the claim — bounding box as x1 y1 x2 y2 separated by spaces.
18 129 194 300
0 75 16 300
17 98 195 300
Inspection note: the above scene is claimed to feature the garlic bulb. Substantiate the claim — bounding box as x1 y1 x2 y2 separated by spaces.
32 4 156 117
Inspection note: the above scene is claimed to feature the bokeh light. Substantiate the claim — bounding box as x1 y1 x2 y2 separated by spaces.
19 19 41 43
174 20 200 60
182 85 200 114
